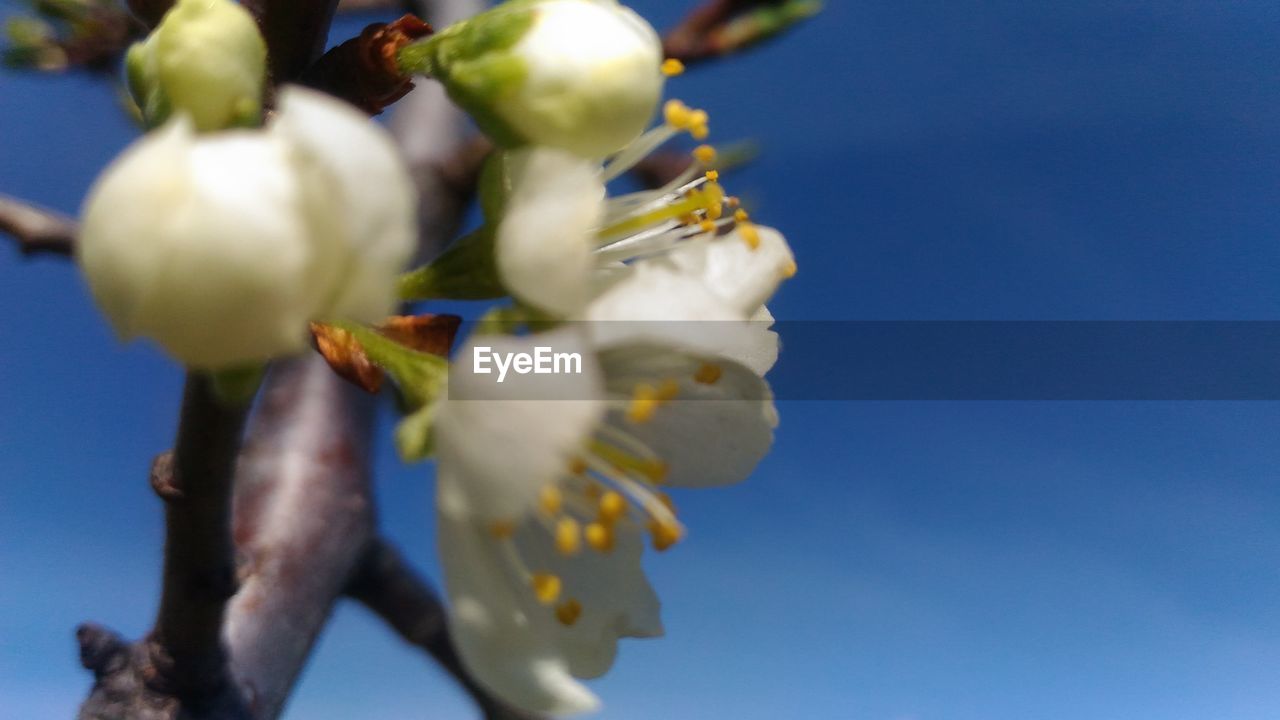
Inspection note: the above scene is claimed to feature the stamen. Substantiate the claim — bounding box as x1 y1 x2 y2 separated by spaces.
705 170 720 182
739 223 761 250
555 517 582 555
585 521 615 552
694 362 723 385
531 573 562 604
693 144 717 165
598 490 628 524
602 124 681 182
782 259 798 278
539 485 563 515
556 599 583 626
661 58 685 76
649 519 683 552
626 383 661 423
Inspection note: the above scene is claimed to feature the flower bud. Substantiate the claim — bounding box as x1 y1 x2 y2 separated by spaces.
77 87 416 369
408 0 663 158
126 0 266 131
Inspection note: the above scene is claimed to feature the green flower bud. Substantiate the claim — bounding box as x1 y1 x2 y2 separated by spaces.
404 0 664 158
127 0 266 131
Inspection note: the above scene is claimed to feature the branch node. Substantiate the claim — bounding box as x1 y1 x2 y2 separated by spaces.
76 623 128 677
149 451 182 501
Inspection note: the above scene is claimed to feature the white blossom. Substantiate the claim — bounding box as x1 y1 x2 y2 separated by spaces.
77 87 416 368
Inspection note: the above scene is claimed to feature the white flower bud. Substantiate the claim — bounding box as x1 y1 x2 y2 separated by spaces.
77 87 416 369
411 0 663 158
127 0 266 131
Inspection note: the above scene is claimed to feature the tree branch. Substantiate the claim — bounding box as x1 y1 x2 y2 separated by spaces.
345 540 540 720
78 375 253 720
0 194 75 257
223 356 378 720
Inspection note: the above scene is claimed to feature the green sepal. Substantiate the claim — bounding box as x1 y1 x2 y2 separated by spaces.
395 401 438 461
208 363 264 406
398 150 522 302
336 323 449 409
397 2 536 149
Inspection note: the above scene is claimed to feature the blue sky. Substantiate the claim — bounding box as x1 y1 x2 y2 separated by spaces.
4 1 1280 718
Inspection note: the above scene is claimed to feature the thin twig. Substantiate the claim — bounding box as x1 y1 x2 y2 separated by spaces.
78 375 253 720
346 540 541 720
0 194 75 257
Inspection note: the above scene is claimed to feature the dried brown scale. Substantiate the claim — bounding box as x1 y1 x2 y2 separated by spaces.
300 14 432 114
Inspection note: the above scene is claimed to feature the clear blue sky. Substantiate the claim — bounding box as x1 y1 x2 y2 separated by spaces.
4 1 1280 718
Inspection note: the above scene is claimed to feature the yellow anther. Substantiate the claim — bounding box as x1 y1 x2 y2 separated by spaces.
739 223 761 250
694 362 723 385
644 460 670 484
661 58 685 76
649 520 683 552
598 491 628 523
734 208 750 223
556 599 583 626
704 170 720 182
693 144 717 165
727 196 741 209
488 519 517 539
585 522 615 553
569 457 588 476
555 517 581 556
781 259 798 278
664 100 692 128
699 219 717 234
539 485 563 515
626 383 661 423
687 109 710 139
531 573 562 604
706 202 724 221
689 109 709 126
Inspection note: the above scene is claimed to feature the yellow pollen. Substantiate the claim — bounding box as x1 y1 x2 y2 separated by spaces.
664 100 692 128
739 223 762 250
531 573 562 604
649 520 683 552
488 519 516 539
704 170 720 182
693 144 717 165
585 522 615 552
694 362 723 385
782 259 798 278
699 219 717 234
706 202 724 221
555 517 581 556
556 599 583 626
626 383 661 423
661 58 685 76
734 208 750 223
539 485 563 515
691 124 710 140
598 491 628 524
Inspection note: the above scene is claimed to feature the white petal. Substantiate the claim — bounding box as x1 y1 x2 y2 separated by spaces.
513 517 663 678
437 491 601 716
79 117 316 368
272 86 417 323
600 345 776 487
661 226 795 315
496 147 604 316
586 261 778 372
435 328 605 520
501 0 663 158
